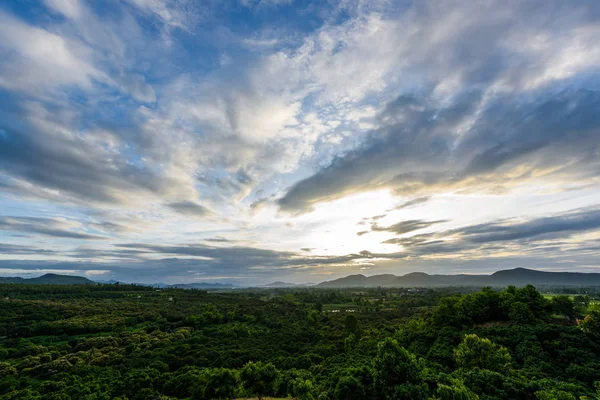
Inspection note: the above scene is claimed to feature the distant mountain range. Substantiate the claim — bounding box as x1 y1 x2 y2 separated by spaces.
99 281 236 289
261 281 299 288
169 282 236 289
316 268 600 288
0 273 95 285
2 268 600 288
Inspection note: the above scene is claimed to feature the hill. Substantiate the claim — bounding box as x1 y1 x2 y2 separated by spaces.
316 267 600 288
0 273 95 285
3 268 600 288
0 274 235 289
262 281 298 288
170 282 236 289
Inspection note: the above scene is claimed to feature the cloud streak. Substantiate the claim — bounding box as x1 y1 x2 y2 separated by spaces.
0 216 107 240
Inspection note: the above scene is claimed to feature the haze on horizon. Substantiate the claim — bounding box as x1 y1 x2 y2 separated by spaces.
0 0 599 285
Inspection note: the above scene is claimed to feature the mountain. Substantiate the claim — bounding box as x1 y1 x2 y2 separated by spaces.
94 279 120 284
170 282 236 289
486 267 600 286
0 273 95 285
316 268 600 288
3 268 599 289
101 281 236 289
262 281 298 288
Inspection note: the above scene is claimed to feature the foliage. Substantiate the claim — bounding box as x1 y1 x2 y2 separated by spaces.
454 334 512 373
0 283 598 399
240 361 279 399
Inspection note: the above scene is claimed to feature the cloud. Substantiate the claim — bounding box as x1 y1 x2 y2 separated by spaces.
0 216 107 240
43 0 84 20
2 207 600 283
110 242 381 276
383 207 600 261
455 208 600 244
0 243 56 255
125 0 196 30
240 0 292 8
204 237 234 243
1 0 600 283
371 219 448 235
167 201 212 217
0 11 103 93
275 0 600 213
279 87 600 212
0 100 193 207
390 196 431 210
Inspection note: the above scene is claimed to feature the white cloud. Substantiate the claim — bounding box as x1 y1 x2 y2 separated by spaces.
43 0 83 20
125 0 195 30
0 11 103 92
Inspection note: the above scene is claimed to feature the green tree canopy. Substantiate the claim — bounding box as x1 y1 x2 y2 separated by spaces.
240 361 279 400
454 334 511 373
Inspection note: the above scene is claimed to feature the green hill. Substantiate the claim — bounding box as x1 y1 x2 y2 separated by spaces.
0 273 95 285
317 267 600 287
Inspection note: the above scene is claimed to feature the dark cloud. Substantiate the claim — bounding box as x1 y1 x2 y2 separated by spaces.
382 233 433 246
0 243 56 255
383 207 600 260
204 237 234 243
115 243 298 267
275 0 600 214
2 208 600 283
0 101 182 206
360 218 447 236
167 201 212 217
279 89 600 213
68 246 153 260
89 221 134 234
390 196 431 211
372 219 448 235
110 242 381 276
456 208 600 244
0 216 107 240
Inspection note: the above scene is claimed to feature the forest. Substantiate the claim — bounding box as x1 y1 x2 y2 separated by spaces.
0 283 599 399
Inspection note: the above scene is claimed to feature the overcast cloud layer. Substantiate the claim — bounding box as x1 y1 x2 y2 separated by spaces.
0 0 599 284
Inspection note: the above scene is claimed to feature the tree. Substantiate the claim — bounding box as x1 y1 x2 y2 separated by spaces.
345 314 358 333
508 301 535 324
240 361 279 400
515 285 548 318
551 296 575 320
200 368 238 399
573 295 590 310
344 334 356 352
578 310 600 340
307 309 320 326
435 381 479 400
334 376 366 400
290 378 315 400
454 334 511 373
372 338 426 398
535 389 576 400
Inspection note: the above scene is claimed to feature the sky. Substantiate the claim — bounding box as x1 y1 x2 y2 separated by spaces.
0 0 599 285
